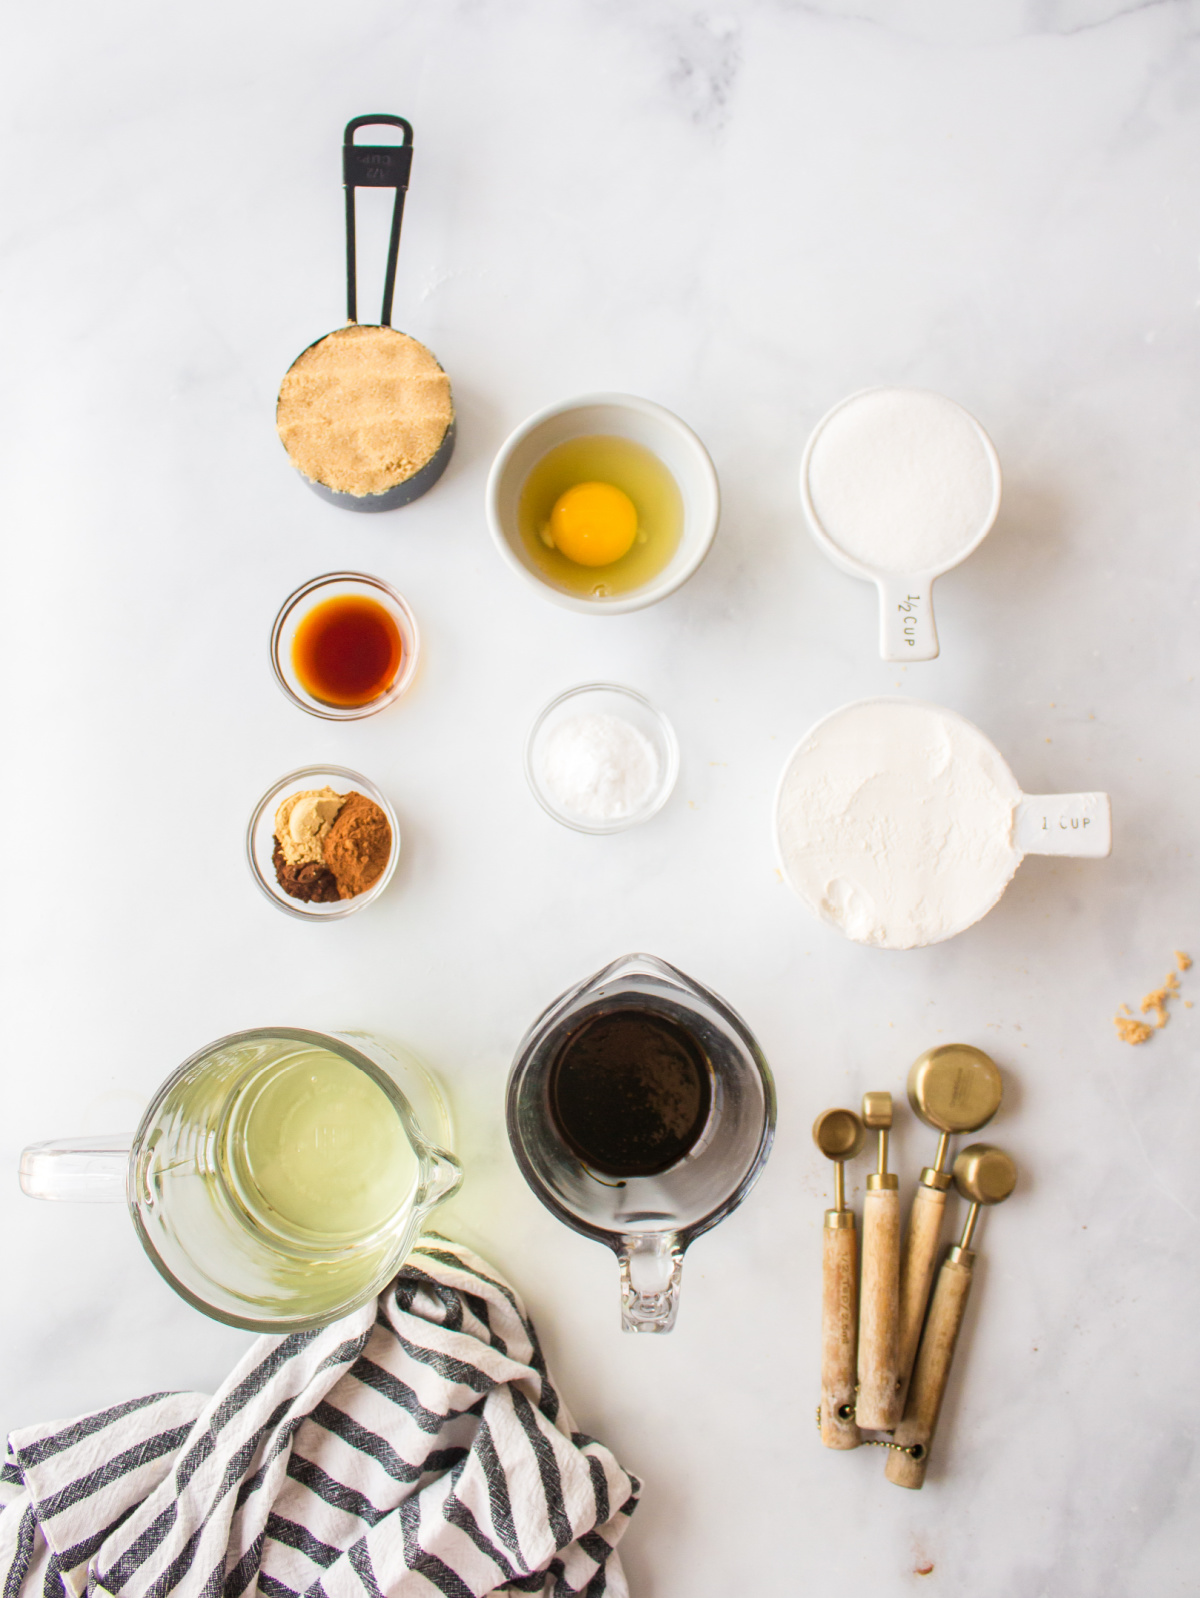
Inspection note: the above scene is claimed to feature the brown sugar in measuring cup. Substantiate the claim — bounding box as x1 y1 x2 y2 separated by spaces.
276 116 455 512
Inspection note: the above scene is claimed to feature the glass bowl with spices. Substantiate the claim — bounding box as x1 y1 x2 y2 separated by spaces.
524 684 679 834
271 573 420 720
247 765 400 920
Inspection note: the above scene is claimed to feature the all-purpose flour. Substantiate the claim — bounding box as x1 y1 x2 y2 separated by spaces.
805 389 999 574
541 713 660 822
774 699 1022 949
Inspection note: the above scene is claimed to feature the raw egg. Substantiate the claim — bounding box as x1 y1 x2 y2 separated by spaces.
549 481 639 567
517 434 683 599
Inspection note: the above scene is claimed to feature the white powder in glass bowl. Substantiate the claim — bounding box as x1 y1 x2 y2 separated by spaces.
774 699 1021 949
540 713 660 823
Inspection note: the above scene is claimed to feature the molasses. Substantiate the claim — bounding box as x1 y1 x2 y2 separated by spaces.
547 1008 712 1178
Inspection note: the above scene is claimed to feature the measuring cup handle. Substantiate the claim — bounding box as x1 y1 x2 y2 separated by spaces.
343 115 415 327
876 576 939 662
1014 793 1112 857
616 1233 683 1333
19 1136 130 1202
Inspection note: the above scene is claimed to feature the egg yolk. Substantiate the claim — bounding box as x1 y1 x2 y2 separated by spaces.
548 481 638 567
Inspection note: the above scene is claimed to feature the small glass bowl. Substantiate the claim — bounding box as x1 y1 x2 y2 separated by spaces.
270 572 420 721
247 764 400 920
524 684 679 834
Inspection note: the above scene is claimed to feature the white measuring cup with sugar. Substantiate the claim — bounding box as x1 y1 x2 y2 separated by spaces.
773 698 1112 950
800 388 1002 662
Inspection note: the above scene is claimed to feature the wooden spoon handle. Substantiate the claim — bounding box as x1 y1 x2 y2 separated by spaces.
857 1184 902 1429
886 1252 974 1488
820 1220 860 1449
897 1182 948 1407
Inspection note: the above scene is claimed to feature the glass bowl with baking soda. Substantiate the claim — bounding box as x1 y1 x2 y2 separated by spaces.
247 765 400 919
525 684 679 834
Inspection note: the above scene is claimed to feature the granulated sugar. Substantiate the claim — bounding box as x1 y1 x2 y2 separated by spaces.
805 388 999 574
540 713 660 823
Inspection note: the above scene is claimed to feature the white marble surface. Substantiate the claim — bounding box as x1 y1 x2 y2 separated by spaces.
3 1 1199 1592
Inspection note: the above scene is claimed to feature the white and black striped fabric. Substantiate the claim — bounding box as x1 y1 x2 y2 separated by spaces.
0 1238 639 1598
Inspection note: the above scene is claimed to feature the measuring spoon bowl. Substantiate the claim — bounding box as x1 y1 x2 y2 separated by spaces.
813 1107 866 1162
953 1143 1018 1208
907 1046 1002 1138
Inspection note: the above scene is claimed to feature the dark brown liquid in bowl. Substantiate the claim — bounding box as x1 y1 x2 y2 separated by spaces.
292 595 402 707
547 1009 712 1178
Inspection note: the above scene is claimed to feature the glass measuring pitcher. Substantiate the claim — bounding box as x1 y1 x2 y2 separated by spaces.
507 954 776 1333
19 1028 462 1332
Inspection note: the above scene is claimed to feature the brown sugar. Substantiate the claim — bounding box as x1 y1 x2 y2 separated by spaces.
322 791 392 898
1113 1006 1154 1046
1113 953 1192 1045
276 324 453 497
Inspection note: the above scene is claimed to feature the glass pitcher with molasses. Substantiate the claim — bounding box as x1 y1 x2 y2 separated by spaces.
506 954 776 1333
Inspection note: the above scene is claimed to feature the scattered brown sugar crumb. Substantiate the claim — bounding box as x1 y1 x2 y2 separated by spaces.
1114 954 1192 1044
1114 1006 1154 1045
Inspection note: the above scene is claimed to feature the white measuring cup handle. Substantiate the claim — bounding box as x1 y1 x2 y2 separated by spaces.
876 576 939 662
1014 793 1112 857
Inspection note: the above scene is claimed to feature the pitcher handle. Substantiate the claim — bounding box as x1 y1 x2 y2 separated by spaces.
19 1136 130 1202
616 1233 684 1334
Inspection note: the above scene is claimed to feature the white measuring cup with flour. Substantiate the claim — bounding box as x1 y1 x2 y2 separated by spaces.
800 389 1002 661
773 698 1111 949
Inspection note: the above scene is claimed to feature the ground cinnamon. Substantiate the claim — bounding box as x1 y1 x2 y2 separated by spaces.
322 791 392 898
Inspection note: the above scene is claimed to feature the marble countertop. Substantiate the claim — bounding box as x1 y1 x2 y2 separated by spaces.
2 2 1198 1593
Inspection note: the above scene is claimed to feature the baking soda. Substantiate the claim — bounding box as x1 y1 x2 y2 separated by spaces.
541 713 660 822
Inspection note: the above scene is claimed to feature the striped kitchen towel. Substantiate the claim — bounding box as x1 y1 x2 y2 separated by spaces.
0 1237 639 1598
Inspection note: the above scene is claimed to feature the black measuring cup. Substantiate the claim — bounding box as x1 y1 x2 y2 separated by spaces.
277 115 456 513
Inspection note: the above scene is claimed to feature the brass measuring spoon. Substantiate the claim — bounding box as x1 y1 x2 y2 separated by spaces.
857 1091 903 1430
886 1143 1017 1488
897 1045 1002 1409
812 1108 866 1449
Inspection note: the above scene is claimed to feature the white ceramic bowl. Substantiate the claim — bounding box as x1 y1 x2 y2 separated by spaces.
485 393 720 615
